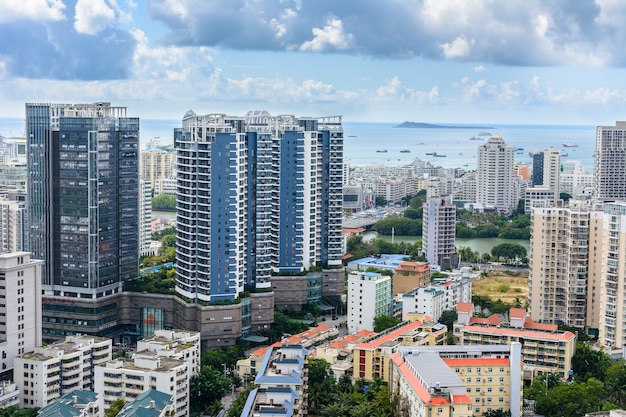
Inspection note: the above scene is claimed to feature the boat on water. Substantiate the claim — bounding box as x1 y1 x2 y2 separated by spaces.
469 136 483 140
425 152 434 155
400 149 411 153
376 149 388 153
432 152 447 157
417 142 426 145
478 131 491 136
348 135 357 137
563 142 578 147
561 151 569 157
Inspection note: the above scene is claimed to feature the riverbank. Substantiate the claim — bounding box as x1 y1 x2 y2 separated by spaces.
362 231 529 255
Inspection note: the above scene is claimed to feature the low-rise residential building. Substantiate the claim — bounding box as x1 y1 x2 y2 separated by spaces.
15 336 112 408
94 353 189 417
0 380 19 409
389 344 523 417
353 317 443 382
117 389 174 417
401 276 472 322
455 304 577 381
392 261 431 295
240 345 309 417
38 390 101 417
347 254 409 273
136 329 200 377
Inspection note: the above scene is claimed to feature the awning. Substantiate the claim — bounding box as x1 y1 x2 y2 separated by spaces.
241 335 268 343
317 304 334 311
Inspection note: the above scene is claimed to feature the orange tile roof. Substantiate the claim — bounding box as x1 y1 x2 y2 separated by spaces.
463 325 576 341
355 319 429 350
509 308 526 319
342 227 366 234
443 358 510 367
469 314 502 326
452 394 473 404
456 302 473 314
523 317 558 331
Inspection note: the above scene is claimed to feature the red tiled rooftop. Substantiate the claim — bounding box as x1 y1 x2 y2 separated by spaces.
509 308 526 319
355 319 429 350
469 314 502 326
395 261 430 273
523 317 558 331
456 302 473 314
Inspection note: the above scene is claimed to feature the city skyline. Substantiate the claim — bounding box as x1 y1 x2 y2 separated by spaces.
1 1 626 125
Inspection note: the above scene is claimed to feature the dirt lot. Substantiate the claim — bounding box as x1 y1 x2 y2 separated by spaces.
472 270 529 304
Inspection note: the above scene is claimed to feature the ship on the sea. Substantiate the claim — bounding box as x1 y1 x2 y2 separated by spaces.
376 149 388 153
563 142 578 147
478 131 492 136
400 149 411 153
432 152 447 157
469 136 484 140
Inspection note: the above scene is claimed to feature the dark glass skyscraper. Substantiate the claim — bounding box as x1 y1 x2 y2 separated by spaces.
26 102 139 341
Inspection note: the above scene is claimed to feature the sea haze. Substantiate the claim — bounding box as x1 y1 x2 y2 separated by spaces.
0 118 595 173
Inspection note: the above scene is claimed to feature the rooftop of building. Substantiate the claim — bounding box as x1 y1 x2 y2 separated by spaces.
38 390 98 417
255 345 308 386
240 387 299 417
117 389 173 417
394 261 431 273
104 353 187 373
354 318 430 350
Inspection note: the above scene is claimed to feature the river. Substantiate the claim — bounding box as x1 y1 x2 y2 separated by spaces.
362 231 529 255
152 210 176 221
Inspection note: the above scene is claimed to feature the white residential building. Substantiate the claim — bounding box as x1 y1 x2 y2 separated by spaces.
595 121 626 200
0 252 43 374
136 329 201 377
0 196 27 254
94 354 189 417
240 345 309 417
15 336 112 408
422 195 456 269
401 277 472 321
476 134 516 213
560 159 594 198
348 271 392 333
139 178 153 257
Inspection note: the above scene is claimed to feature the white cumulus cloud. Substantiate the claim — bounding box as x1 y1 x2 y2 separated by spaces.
0 0 65 23
74 0 130 35
300 18 354 52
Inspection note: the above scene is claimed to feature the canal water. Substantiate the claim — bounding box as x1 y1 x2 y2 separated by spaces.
362 231 529 255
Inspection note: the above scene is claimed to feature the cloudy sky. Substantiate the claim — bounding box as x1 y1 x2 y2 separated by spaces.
1 0 626 124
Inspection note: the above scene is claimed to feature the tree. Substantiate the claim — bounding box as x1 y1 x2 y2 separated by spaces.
105 398 126 417
571 343 612 382
438 310 458 332
534 378 606 417
308 358 338 413
151 194 176 210
491 243 527 263
226 385 255 417
605 360 626 407
373 315 401 332
189 366 232 415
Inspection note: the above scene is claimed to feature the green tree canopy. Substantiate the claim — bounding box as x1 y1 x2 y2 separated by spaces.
152 194 176 210
373 315 401 332
438 310 458 332
571 343 612 382
491 243 527 262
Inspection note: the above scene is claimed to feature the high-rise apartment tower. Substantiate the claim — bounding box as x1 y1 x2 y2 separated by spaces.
174 110 343 303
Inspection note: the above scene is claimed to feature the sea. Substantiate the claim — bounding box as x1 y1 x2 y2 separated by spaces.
0 118 596 172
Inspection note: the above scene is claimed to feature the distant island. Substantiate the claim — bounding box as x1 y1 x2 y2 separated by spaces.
395 121 497 129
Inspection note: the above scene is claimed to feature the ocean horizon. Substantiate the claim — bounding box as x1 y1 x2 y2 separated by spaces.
0 117 596 172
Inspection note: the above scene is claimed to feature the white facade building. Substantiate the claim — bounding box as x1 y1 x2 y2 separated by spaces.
595 121 626 200
401 277 472 321
15 336 112 408
348 271 392 333
0 197 27 254
422 195 456 269
524 147 560 212
560 159 594 198
476 135 516 214
139 178 153 257
136 329 201 377
0 252 42 374
94 354 189 417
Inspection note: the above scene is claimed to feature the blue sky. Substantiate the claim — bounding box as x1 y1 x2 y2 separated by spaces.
1 0 626 124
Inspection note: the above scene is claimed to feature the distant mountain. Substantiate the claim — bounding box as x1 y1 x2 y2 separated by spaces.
395 121 496 129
